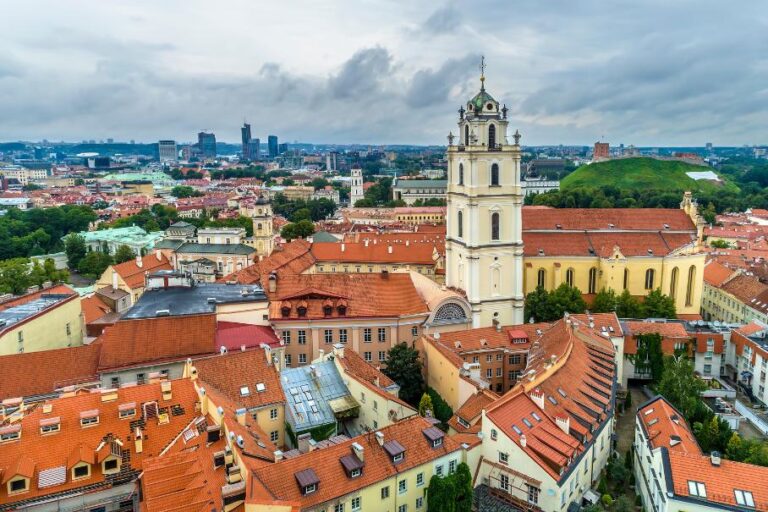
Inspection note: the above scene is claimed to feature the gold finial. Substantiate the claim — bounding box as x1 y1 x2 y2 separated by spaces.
479 55 486 89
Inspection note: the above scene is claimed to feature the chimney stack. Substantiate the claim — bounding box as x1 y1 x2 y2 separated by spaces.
351 442 365 461
375 431 385 446
268 272 277 293
520 434 527 447
156 249 162 261
136 254 143 268
341 243 345 252
112 270 118 290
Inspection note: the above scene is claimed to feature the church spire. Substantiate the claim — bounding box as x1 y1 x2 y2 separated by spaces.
479 55 486 91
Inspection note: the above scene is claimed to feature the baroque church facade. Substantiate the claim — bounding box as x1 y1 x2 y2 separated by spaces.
446 71 706 328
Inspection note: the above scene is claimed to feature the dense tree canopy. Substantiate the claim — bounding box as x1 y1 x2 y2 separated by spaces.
383 342 424 406
280 220 315 241
524 284 587 322
0 205 96 260
0 258 68 295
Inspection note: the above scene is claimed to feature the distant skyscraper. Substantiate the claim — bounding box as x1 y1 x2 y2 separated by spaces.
249 138 261 161
241 123 252 160
706 142 713 152
198 132 217 159
278 143 288 155
268 135 278 158
158 140 178 162
593 141 610 160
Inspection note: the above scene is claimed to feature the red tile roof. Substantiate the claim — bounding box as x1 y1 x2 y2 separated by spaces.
111 253 172 289
522 207 696 231
623 321 690 355
215 322 280 350
0 379 201 506
81 295 112 324
522 231 696 257
249 416 462 508
311 241 439 264
0 344 101 400
97 315 217 370
193 349 285 410
703 260 736 287
637 396 699 454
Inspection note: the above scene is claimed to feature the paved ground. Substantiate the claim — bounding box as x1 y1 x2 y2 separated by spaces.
739 420 765 440
616 387 646 454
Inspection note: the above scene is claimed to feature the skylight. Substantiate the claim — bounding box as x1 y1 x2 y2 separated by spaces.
531 412 542 422
256 382 266 392
688 481 706 498
735 490 755 507
522 418 532 428
547 396 558 405
239 386 250 397
512 425 522 435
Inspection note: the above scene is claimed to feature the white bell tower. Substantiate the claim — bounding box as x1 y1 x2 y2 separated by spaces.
350 167 364 206
445 59 525 328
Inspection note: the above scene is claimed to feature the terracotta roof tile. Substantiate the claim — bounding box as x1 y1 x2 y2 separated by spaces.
622 321 690 355
81 295 112 324
721 274 768 305
703 260 736 287
111 253 173 289
97 315 217 370
311 241 438 265
0 344 101 400
193 349 285 410
522 207 695 231
637 396 698 454
215 322 281 350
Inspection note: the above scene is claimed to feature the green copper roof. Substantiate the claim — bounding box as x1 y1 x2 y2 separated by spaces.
470 88 496 111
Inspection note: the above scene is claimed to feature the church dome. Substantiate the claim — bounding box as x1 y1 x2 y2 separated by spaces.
469 89 496 111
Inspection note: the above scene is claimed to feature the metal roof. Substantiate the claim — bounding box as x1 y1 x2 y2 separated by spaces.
280 361 355 432
0 294 72 331
122 282 266 319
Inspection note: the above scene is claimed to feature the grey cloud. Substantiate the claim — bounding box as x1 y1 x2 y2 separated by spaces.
406 54 480 107
327 47 393 100
421 5 461 35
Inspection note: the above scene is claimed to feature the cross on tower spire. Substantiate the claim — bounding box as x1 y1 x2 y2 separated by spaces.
479 56 486 90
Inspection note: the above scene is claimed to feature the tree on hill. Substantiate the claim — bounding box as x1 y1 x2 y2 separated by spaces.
383 342 424 406
113 244 136 264
64 234 87 269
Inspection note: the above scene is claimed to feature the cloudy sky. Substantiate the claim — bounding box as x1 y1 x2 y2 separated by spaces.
1 1 766 146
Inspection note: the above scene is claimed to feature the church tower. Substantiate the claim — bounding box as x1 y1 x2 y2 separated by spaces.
250 196 274 258
445 62 525 328
350 167 364 206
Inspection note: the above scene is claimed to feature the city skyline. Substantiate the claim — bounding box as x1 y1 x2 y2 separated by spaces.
1 1 766 146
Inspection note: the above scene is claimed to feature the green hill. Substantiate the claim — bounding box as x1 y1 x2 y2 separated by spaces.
561 158 738 193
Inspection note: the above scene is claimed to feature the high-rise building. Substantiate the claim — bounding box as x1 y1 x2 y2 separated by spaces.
249 138 261 161
278 143 288 155
446 69 524 328
350 167 364 206
158 140 178 162
241 123 252 160
593 141 610 160
268 135 278 158
198 132 217 159
706 142 713 152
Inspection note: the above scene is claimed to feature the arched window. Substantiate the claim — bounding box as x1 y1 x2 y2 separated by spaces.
565 268 574 287
491 212 500 241
623 268 629 290
537 269 546 288
645 269 655 290
457 211 463 238
588 267 597 294
434 303 467 323
490 163 500 186
670 267 679 299
686 265 696 307
464 125 469 145
458 163 464 185
488 124 496 148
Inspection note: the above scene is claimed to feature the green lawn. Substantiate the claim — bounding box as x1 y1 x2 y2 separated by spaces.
561 158 739 193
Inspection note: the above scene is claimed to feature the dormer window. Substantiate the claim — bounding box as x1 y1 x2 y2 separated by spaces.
383 440 406 464
323 305 332 317
297 306 307 317
72 463 90 480
40 417 60 434
337 305 347 316
295 468 320 495
422 427 445 449
8 478 28 494
281 306 291 318
340 452 364 479
393 453 404 463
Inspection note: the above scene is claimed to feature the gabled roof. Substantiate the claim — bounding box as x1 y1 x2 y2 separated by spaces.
0 343 101 400
97 314 217 370
622 321 690 355
637 395 698 454
703 260 736 287
311 241 438 265
81 295 112 324
193 349 285 410
111 253 172 289
522 207 696 231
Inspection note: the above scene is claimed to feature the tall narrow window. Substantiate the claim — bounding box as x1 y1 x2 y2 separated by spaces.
686 265 696 307
490 163 500 186
670 267 679 299
458 163 464 185
488 124 496 148
457 211 463 238
491 213 500 241
537 269 546 288
588 267 597 294
623 268 629 290
464 125 469 145
565 268 574 287
645 269 655 290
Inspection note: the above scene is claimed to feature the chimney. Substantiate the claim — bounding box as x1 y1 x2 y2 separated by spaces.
405 240 410 247
112 270 118 290
341 243 345 252
710 451 721 466
530 388 545 410
155 249 162 261
333 343 345 359
136 254 143 268
274 450 284 462
262 344 272 366
161 380 172 401
351 442 365 461
364 240 369 247
555 414 570 435
268 272 277 293
297 433 313 454
134 426 144 453
375 431 385 446
520 434 527 448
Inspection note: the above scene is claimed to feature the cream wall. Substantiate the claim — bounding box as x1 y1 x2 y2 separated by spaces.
701 282 768 325
421 338 479 411
524 252 705 316
0 298 84 355
251 403 286 449
216 301 271 325
312 261 440 281
347 379 417 432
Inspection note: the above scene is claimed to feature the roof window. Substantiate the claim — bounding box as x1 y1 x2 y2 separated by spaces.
239 386 250 397
255 383 266 393
295 468 320 495
688 481 706 498
735 490 755 507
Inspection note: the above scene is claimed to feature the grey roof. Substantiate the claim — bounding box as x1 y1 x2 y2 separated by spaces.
392 179 447 189
155 239 184 250
0 293 72 331
280 361 354 432
311 231 338 243
176 243 255 255
122 282 266 319
96 286 130 300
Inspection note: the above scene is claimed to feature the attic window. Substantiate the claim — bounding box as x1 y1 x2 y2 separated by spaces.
40 417 60 434
323 305 333 317
255 383 266 393
670 435 681 447
547 396 558 405
297 306 307 317
240 386 250 397
281 306 290 318
457 417 471 429
522 418 533 428
688 481 706 498
512 425 522 435
295 468 320 496
119 402 136 419
383 440 406 463
664 223 670 229
735 490 755 507
80 410 99 427
337 305 347 316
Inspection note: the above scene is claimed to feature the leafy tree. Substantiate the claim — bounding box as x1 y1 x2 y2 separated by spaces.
597 476 608 495
524 286 552 322
77 251 113 279
454 463 473 512
171 185 203 198
615 289 643 318
311 177 329 190
591 288 617 313
281 220 315 241
709 239 732 248
607 456 629 485
427 388 453 426
383 342 424 406
64 234 87 269
113 244 136 264
524 283 587 322
614 495 633 512
427 474 454 512
642 289 676 318
418 393 434 417
291 208 312 222
634 333 665 382
726 432 749 461
656 356 707 421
